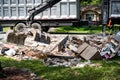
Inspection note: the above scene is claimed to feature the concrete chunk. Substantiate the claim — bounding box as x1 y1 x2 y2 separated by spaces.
68 45 78 52
80 46 102 60
58 35 68 51
76 43 89 54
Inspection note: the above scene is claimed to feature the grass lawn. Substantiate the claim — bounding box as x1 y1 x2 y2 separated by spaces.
1 56 120 80
3 25 119 34
3 25 120 34
1 26 9 32
2 25 109 34
51 25 111 34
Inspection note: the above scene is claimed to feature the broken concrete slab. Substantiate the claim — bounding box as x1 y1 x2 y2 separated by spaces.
14 32 27 45
58 35 68 51
6 31 27 45
71 36 83 45
17 32 27 45
31 29 51 44
68 44 78 52
44 35 69 54
76 43 89 54
80 46 102 60
7 32 15 43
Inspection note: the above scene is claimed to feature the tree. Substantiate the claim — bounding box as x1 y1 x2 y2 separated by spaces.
80 0 102 5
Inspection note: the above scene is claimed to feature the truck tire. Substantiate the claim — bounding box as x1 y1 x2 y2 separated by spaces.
15 23 26 31
42 26 49 32
31 23 41 31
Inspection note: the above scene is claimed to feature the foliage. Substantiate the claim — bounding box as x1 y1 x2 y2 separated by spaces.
80 0 102 5
1 56 120 80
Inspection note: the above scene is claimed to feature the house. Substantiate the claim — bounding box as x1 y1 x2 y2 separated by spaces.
81 5 101 25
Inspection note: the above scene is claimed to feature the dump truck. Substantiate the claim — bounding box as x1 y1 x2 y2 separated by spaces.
0 0 80 31
102 0 120 34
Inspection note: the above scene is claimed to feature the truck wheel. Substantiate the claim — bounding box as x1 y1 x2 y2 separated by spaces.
42 26 49 32
15 23 26 31
31 23 41 30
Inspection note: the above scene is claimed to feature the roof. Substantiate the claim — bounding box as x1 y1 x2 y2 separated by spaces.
81 5 101 14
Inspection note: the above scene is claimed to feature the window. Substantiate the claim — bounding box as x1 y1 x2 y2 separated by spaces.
11 0 16 4
111 1 120 14
60 3 67 16
11 7 16 16
86 14 94 21
26 0 32 4
69 2 76 15
3 0 9 4
18 7 24 16
18 0 24 4
3 7 9 16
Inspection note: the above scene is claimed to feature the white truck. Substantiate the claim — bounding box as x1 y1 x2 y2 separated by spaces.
102 0 120 34
0 0 80 31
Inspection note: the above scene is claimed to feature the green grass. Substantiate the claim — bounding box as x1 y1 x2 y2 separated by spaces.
52 25 111 34
3 27 9 32
2 25 120 34
1 56 120 80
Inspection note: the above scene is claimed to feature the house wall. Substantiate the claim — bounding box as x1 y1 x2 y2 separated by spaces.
81 11 101 22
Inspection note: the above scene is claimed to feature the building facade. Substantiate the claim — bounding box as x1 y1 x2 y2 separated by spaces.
81 5 101 25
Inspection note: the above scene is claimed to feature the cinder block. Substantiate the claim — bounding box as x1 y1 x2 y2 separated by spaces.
34 32 51 44
80 46 102 60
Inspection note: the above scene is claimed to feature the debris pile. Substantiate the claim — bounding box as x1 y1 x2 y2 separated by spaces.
44 57 81 67
1 29 120 67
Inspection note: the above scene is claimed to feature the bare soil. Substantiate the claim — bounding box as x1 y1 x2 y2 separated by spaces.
0 67 42 80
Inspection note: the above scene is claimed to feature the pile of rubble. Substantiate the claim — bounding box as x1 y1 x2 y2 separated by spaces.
1 28 120 67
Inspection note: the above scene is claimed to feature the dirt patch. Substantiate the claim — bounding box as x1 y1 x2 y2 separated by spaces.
0 67 43 80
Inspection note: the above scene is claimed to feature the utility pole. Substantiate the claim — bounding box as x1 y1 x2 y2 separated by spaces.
102 0 108 36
